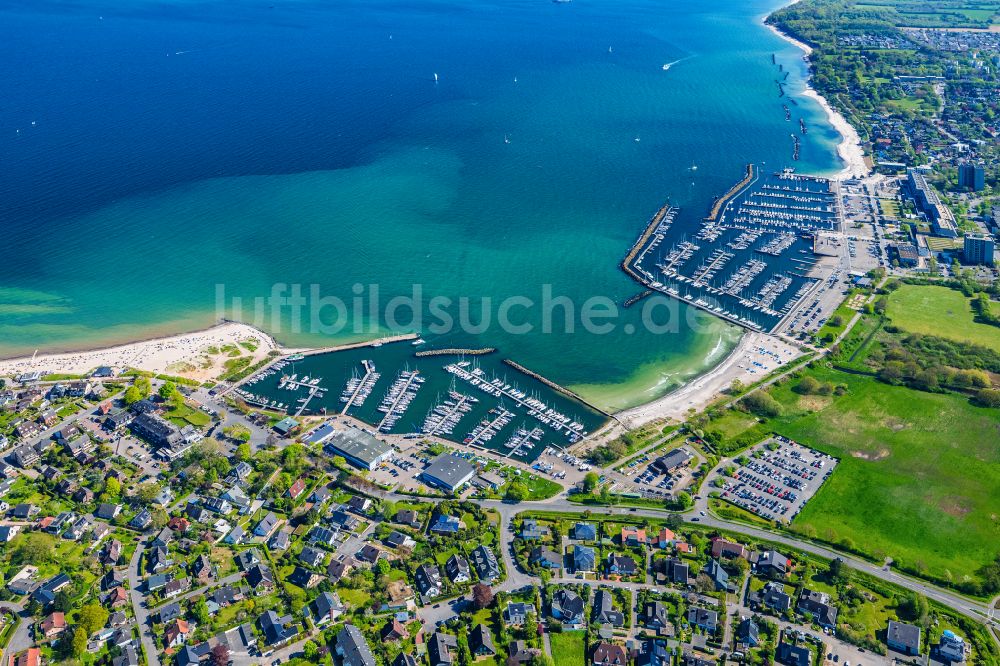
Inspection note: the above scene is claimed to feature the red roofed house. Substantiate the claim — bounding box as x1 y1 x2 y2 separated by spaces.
710 537 747 559
165 619 191 648
9 648 41 666
621 526 646 547
167 517 190 532
41 611 67 638
288 478 307 500
655 527 676 549
676 542 693 554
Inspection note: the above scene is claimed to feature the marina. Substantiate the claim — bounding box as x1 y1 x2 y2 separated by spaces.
622 165 843 331
236 340 608 462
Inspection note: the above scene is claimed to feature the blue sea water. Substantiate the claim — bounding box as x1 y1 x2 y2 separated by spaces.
0 0 843 410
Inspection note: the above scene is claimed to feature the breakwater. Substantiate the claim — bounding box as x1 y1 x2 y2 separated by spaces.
503 358 615 419
414 347 496 357
706 163 756 222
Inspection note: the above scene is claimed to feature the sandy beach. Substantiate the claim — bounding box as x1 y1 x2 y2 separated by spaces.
764 8 871 181
615 331 802 428
0 322 281 381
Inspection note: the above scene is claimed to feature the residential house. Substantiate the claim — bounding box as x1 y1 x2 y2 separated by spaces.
797 589 838 628
299 546 328 569
704 559 732 592
415 564 443 598
551 588 585 626
887 621 921 656
445 554 470 583
258 610 298 646
471 544 501 582
777 643 812 666
335 624 377 666
428 632 459 666
41 612 67 638
687 607 719 633
622 526 647 546
520 518 549 540
710 537 747 559
503 601 535 626
469 624 497 658
607 553 637 577
755 550 789 578
246 563 275 594
311 591 344 626
574 522 597 540
573 545 596 573
288 566 323 589
381 618 408 642
165 619 192 648
593 642 628 666
737 618 760 648
592 590 624 627
529 546 561 569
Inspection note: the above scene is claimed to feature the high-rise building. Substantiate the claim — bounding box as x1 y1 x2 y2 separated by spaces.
958 163 985 192
964 233 995 266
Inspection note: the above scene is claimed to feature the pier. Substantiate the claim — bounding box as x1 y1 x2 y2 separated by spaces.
340 360 378 415
464 408 514 446
376 370 423 432
422 391 476 437
620 205 676 283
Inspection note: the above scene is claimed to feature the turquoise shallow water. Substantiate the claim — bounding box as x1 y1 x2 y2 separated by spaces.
0 0 842 411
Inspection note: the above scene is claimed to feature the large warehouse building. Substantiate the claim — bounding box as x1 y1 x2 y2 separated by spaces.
323 428 394 470
420 454 477 492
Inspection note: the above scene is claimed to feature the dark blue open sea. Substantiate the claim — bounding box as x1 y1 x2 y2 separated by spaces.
0 0 843 410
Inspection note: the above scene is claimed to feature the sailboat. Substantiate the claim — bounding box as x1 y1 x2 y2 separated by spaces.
504 135 511 144
608 46 613 53
433 72 439 82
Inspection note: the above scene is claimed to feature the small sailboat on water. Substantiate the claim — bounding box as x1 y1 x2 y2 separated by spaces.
433 72 439 82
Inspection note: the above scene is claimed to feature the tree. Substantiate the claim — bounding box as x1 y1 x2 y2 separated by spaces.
72 626 89 657
192 597 210 625
159 381 179 401
472 583 494 610
235 443 252 461
302 641 318 661
676 491 693 509
211 644 231 666
78 604 110 635
505 481 529 502
103 477 121 499
828 557 847 583
123 386 142 406
582 472 599 493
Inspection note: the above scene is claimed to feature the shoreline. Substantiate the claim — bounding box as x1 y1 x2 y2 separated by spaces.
614 330 801 427
763 3 871 181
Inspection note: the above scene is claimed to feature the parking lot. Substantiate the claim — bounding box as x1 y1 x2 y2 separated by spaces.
713 437 837 523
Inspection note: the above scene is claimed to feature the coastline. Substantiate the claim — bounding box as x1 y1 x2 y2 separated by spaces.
614 330 801 427
763 3 871 181
0 322 284 380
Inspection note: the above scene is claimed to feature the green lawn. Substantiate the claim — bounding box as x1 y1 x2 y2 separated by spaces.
549 630 586 664
164 403 212 428
886 284 1000 352
769 367 1000 584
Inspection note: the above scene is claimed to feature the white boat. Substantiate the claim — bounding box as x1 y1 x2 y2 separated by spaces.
412 338 426 346
433 72 439 82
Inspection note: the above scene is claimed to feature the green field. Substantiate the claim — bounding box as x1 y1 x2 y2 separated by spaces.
549 630 586 664
769 367 1000 584
886 284 1000 352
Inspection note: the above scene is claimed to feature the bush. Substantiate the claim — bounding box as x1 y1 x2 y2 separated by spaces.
740 391 783 418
